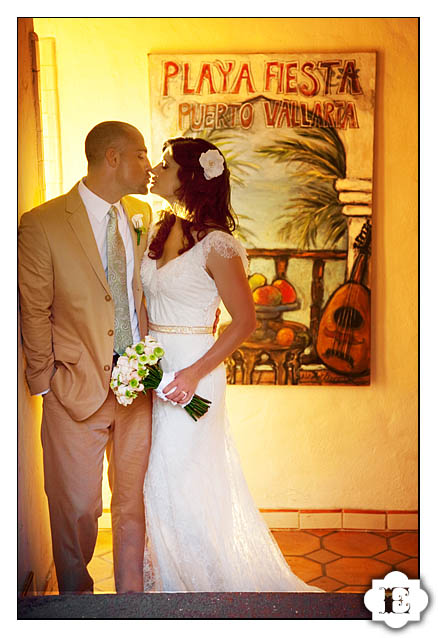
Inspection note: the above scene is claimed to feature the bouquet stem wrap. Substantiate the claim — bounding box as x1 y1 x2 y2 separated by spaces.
155 371 190 406
110 336 211 421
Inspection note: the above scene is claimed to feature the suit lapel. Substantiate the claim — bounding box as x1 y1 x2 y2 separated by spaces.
121 197 147 322
124 200 141 285
66 183 111 294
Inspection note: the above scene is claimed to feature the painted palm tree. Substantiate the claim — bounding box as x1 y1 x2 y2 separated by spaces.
183 126 259 245
257 105 347 249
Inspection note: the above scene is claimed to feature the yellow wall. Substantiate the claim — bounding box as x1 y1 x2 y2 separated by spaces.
18 18 54 594
33 17 418 510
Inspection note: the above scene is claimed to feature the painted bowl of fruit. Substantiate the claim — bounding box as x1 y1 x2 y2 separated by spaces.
249 274 300 320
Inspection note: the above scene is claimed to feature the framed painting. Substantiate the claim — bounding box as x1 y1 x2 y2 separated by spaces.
148 53 376 386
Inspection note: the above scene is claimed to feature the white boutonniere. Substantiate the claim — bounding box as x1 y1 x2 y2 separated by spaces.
131 214 146 245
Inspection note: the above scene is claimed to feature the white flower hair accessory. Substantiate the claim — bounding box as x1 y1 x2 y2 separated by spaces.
199 149 225 180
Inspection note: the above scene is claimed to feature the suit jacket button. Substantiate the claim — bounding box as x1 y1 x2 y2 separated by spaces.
104 365 110 371
105 294 111 301
108 329 114 336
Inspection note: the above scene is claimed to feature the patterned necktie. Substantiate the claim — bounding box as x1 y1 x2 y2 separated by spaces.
106 206 133 355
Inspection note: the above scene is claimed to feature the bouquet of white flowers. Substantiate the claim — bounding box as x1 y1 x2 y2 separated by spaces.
110 336 211 421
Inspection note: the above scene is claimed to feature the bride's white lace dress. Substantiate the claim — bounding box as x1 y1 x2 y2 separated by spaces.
140 229 321 592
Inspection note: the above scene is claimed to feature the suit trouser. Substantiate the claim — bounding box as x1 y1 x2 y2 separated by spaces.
41 388 152 594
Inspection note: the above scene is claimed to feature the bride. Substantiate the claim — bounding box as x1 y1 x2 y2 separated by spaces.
141 136 322 592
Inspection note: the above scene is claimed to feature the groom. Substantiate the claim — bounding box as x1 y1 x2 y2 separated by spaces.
18 121 153 594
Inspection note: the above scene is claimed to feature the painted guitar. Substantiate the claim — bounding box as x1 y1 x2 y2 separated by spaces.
316 219 371 375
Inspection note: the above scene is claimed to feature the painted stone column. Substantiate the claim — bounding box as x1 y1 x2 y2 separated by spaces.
335 177 372 284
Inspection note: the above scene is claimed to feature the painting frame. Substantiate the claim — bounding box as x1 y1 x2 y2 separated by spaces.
148 52 376 386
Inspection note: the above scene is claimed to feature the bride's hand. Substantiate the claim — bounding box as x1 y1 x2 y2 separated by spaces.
162 366 201 404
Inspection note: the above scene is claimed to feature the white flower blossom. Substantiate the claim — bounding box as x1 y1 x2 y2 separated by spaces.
118 394 134 406
111 365 121 379
131 214 145 230
117 356 130 368
199 149 225 180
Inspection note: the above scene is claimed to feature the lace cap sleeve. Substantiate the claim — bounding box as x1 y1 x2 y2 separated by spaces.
201 231 249 273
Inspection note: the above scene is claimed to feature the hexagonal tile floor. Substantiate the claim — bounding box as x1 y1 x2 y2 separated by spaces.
86 528 418 593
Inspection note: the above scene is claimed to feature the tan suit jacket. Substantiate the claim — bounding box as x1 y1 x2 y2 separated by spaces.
18 182 151 421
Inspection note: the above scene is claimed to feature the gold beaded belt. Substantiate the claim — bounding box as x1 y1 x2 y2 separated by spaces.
148 321 213 335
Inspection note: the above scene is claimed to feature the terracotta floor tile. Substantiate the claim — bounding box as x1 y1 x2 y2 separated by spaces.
306 548 339 564
308 576 344 592
88 556 114 583
305 529 335 537
326 557 390 585
94 529 113 554
91 529 415 595
285 556 322 582
323 531 388 556
99 551 114 564
396 558 419 578
94 576 116 594
271 530 320 556
374 549 409 565
390 533 418 557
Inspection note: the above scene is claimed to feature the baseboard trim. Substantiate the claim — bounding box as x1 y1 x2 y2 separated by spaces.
98 508 418 532
259 508 418 530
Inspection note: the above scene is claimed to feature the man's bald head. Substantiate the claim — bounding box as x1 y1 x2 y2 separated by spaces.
85 121 142 167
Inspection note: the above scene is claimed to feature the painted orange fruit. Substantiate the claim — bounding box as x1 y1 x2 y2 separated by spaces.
272 279 297 304
275 327 295 346
253 285 282 306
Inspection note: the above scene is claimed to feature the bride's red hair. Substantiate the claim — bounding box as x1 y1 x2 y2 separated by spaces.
148 137 236 260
